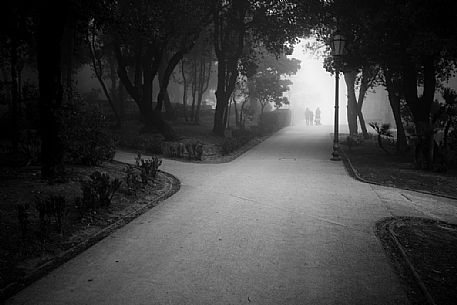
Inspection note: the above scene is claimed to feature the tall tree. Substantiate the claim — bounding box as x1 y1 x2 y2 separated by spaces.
211 0 317 136
109 0 210 139
36 0 69 178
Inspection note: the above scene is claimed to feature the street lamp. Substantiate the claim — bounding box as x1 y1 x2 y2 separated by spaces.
330 32 346 161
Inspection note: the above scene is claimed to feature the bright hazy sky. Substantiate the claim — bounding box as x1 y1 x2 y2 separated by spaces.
287 39 348 125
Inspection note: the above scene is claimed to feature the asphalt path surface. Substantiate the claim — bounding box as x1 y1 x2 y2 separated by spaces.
7 124 457 304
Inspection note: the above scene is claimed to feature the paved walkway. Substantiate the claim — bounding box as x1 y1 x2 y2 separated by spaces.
6 124 457 304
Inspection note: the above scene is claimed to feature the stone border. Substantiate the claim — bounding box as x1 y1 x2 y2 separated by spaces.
375 217 440 305
142 135 270 164
200 135 269 164
339 148 457 201
0 170 180 301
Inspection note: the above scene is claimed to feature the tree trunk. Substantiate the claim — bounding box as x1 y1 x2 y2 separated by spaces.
118 82 126 120
181 60 188 121
402 57 435 169
10 32 19 151
113 41 176 139
357 73 369 138
108 51 121 120
62 25 74 102
240 99 248 128
194 55 206 124
190 59 197 122
384 68 407 152
224 96 232 129
212 0 246 136
214 90 230 135
87 27 121 126
343 71 359 136
37 0 67 179
156 48 190 119
156 55 175 119
233 96 239 128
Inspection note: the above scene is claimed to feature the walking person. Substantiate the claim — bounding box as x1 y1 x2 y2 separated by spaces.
315 107 321 125
305 107 310 125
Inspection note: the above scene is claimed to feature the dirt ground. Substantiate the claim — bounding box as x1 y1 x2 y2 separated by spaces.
0 160 177 297
342 140 457 198
343 139 457 304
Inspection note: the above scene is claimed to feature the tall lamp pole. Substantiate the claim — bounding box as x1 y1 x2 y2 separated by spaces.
330 32 346 161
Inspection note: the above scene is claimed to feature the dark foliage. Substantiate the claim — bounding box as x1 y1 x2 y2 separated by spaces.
78 171 121 215
34 194 67 237
221 129 256 155
60 101 116 166
123 164 142 194
259 109 291 134
369 122 393 154
134 153 162 184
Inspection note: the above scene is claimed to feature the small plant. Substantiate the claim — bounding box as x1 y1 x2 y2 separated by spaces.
221 138 239 155
80 171 122 211
135 153 162 184
34 194 67 236
369 122 393 154
123 164 142 194
186 142 204 160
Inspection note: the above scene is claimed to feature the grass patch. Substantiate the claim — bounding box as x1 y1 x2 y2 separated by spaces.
342 139 457 198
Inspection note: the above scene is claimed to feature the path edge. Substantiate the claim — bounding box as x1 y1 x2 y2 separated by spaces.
0 170 180 302
339 148 457 201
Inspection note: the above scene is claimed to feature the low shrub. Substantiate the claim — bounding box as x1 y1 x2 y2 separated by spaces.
369 122 393 154
123 164 142 194
185 142 203 161
34 194 67 236
78 171 122 215
221 138 239 155
221 129 255 155
259 109 291 135
135 153 162 183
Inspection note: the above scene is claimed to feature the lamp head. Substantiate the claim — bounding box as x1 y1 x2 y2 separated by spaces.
331 32 346 57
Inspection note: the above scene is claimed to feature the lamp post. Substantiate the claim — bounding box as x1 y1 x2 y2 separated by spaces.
330 32 346 161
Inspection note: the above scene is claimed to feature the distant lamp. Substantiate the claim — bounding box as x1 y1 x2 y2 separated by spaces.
330 32 346 161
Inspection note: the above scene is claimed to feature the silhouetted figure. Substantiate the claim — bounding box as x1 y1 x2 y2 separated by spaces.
315 107 321 125
309 110 314 126
305 107 311 125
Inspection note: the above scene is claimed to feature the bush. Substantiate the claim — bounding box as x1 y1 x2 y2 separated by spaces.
78 171 121 214
123 164 142 194
135 153 162 183
259 109 291 135
60 100 116 166
34 194 67 236
221 129 255 155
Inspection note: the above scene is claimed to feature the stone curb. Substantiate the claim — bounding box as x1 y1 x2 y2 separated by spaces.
0 170 180 302
376 217 438 305
387 219 437 305
149 135 271 165
339 148 457 201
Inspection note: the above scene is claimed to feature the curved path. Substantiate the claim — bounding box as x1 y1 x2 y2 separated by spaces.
6 124 457 304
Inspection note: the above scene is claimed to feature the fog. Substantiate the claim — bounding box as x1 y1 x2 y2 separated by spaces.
287 39 347 126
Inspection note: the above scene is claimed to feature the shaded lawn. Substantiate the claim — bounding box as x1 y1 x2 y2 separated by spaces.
0 161 172 295
342 140 457 198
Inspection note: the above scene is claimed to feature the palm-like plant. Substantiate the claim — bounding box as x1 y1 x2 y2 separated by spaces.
369 122 393 154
